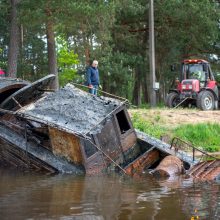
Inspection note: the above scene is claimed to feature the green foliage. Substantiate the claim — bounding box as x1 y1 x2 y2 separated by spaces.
154 0 220 97
173 123 220 152
59 69 77 87
0 0 9 71
131 112 165 139
58 49 78 67
1 0 220 104
58 47 79 87
17 28 49 81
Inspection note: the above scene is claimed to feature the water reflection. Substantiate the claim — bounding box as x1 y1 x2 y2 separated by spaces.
0 168 219 220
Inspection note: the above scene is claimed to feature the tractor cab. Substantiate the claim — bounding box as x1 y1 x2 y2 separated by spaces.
166 59 219 111
181 59 214 87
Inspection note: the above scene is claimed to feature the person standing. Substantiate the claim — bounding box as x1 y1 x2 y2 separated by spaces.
86 60 100 95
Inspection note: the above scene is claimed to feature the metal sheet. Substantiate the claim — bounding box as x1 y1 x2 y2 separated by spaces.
124 149 160 175
0 74 55 110
49 127 83 165
96 119 121 162
0 77 28 91
0 78 28 104
188 160 220 181
120 131 137 152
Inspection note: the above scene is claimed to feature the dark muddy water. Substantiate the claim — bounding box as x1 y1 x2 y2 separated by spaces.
0 168 219 220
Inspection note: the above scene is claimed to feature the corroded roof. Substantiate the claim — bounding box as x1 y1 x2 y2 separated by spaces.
18 84 123 135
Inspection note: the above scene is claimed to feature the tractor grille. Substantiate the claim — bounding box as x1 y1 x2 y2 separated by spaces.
182 90 192 93
180 91 197 99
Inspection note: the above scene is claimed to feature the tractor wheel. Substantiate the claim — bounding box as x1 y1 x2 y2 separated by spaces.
196 91 215 111
214 100 218 110
166 92 179 108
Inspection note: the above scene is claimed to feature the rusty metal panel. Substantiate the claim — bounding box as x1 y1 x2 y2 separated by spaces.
79 136 106 174
80 135 98 159
49 127 83 165
120 131 137 152
152 155 184 177
84 152 106 175
188 160 220 181
124 149 160 176
96 119 121 163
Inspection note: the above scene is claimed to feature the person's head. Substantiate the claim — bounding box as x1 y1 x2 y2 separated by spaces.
91 60 98 68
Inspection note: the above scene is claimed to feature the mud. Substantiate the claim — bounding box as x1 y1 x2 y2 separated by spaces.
19 84 123 135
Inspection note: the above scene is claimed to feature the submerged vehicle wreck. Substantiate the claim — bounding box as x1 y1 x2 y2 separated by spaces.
0 75 219 180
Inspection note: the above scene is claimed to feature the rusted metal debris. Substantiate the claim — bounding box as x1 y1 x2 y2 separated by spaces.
187 160 220 181
0 75 219 181
152 155 184 177
124 149 160 176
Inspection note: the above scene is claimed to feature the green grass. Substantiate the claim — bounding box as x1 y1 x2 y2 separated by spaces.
131 112 220 152
133 102 166 109
173 123 220 152
131 112 165 139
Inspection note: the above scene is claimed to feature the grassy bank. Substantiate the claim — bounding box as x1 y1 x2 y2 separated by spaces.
130 108 220 152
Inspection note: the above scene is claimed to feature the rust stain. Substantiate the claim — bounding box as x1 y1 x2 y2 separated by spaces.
153 155 184 177
188 160 220 181
125 149 160 175
84 152 106 175
49 127 83 165
121 131 137 152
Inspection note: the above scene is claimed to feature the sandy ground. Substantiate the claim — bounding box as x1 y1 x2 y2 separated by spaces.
129 108 220 128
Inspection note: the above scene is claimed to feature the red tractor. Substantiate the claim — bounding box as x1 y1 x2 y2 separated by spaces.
166 59 219 111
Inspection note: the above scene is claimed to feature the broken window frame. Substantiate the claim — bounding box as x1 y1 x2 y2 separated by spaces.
80 134 98 159
114 108 133 137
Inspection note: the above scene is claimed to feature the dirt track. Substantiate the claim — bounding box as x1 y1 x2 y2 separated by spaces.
129 108 220 128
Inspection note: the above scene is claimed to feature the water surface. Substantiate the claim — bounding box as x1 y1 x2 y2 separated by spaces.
0 168 219 220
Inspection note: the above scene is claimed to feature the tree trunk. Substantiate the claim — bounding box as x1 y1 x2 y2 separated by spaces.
149 0 156 107
142 69 149 103
81 24 90 66
85 46 90 66
7 0 20 78
132 67 142 106
46 19 59 90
